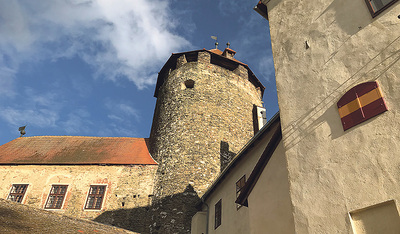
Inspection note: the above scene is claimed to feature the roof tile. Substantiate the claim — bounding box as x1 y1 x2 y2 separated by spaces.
0 136 157 165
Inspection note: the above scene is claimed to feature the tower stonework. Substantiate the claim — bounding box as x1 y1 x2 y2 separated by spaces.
149 48 264 233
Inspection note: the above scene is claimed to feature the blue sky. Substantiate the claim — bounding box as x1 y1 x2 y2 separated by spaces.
0 0 277 145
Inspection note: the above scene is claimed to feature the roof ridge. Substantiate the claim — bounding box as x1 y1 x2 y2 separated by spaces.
18 136 148 139
0 136 156 165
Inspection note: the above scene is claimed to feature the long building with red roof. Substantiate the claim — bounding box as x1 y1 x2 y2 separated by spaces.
0 136 157 165
0 136 158 232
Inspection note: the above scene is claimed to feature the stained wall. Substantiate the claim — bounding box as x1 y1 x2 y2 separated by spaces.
264 0 400 232
0 165 157 221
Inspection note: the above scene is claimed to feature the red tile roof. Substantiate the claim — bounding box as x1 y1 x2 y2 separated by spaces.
208 48 246 65
0 136 157 165
208 48 223 55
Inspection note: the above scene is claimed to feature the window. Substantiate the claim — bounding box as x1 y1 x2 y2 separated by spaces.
184 79 195 89
365 0 399 17
337 81 387 131
349 200 400 233
236 175 246 209
7 184 28 203
85 185 106 210
45 185 68 209
215 199 222 229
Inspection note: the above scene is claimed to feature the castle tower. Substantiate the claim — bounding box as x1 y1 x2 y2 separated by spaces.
149 47 265 233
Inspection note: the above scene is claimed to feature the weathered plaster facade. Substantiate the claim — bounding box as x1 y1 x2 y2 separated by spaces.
247 142 294 234
191 115 294 234
262 0 400 232
0 165 157 220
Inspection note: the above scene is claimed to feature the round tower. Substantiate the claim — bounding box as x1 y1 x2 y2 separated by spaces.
149 47 264 233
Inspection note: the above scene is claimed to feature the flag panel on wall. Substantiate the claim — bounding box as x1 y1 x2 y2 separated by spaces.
337 81 388 131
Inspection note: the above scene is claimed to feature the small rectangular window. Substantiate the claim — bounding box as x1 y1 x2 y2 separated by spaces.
85 185 106 210
215 199 222 229
236 175 246 209
45 185 68 209
7 184 28 203
365 0 398 17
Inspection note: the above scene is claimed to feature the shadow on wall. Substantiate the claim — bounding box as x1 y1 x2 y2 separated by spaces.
220 141 236 172
316 0 371 36
94 184 200 234
282 37 400 150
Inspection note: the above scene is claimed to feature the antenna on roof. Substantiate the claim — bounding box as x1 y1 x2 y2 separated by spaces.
211 36 218 49
19 125 26 137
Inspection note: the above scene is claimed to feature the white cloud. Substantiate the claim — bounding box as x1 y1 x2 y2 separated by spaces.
218 0 249 16
0 66 17 98
257 54 275 82
105 99 140 122
0 108 59 128
60 109 92 134
0 88 62 128
223 7 275 83
71 77 93 98
0 0 190 91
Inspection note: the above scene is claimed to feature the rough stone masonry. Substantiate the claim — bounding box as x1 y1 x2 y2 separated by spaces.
149 49 264 233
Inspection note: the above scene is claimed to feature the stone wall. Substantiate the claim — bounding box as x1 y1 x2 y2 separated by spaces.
0 164 157 231
149 51 263 233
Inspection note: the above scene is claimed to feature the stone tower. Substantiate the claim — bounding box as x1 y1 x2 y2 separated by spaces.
149 47 265 233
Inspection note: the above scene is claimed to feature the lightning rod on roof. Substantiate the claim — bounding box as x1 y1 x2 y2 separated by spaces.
211 36 218 49
19 125 26 137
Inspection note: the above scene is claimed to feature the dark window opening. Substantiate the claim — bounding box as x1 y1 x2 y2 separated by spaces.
85 185 106 210
236 175 246 210
45 185 68 209
184 79 195 89
365 0 398 17
210 53 238 71
185 51 198 62
215 199 222 229
7 184 28 203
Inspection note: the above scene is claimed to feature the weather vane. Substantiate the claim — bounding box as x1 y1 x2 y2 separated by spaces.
19 125 27 137
211 36 218 49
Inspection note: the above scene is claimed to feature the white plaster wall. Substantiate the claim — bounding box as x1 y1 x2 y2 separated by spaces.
265 0 400 233
191 211 207 234
204 122 280 234
248 142 295 234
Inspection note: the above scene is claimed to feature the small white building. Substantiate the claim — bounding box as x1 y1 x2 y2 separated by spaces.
192 113 295 234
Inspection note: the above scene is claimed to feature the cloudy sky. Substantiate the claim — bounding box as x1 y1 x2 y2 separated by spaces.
0 0 277 145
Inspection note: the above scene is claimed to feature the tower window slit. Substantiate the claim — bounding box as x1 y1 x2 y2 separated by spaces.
184 79 195 89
